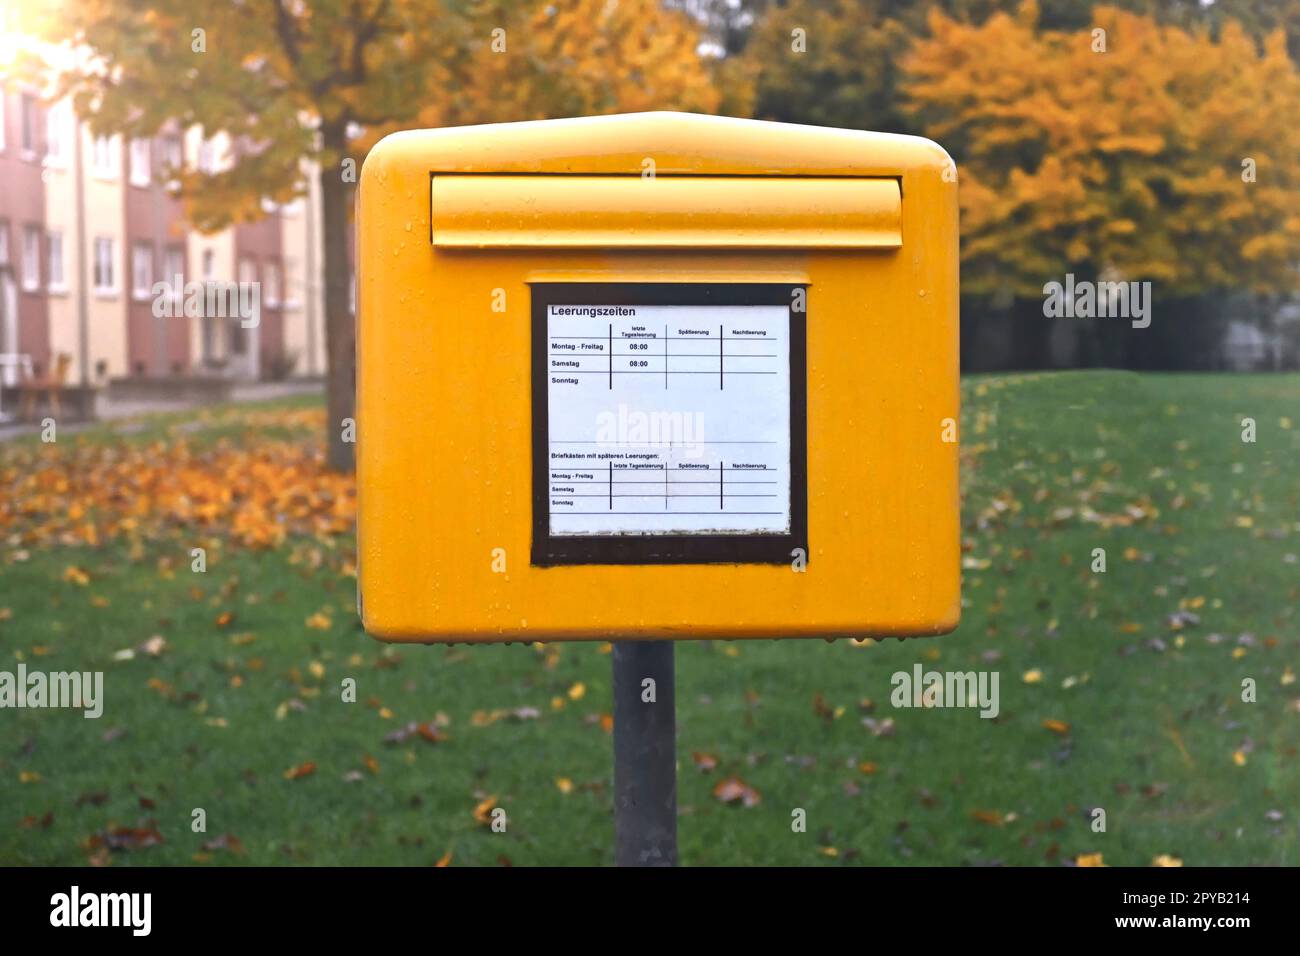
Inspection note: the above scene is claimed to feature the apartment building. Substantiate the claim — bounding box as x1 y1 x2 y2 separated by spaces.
0 78 327 400
0 82 48 386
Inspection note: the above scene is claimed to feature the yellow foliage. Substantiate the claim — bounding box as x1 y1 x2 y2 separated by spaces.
904 3 1300 296
434 0 720 129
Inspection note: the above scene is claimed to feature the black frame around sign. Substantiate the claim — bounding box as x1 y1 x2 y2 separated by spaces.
530 282 808 566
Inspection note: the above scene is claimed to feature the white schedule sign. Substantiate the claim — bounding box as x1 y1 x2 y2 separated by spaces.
545 302 792 537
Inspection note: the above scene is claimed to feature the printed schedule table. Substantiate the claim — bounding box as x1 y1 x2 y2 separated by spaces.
544 301 792 537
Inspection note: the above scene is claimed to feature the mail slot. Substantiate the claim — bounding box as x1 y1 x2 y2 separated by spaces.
430 176 903 249
357 112 959 643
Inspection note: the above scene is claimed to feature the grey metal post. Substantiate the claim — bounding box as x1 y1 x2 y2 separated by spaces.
612 640 677 866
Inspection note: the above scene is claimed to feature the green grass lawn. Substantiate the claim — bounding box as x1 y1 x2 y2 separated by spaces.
1 371 1296 866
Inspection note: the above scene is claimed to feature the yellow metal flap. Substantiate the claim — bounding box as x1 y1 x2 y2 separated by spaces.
430 175 901 250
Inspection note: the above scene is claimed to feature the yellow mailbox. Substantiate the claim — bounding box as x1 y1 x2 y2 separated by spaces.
357 112 959 643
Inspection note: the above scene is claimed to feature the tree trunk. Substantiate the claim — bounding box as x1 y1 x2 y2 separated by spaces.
319 155 355 472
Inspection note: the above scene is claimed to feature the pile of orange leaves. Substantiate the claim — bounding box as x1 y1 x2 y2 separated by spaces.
1 422 354 551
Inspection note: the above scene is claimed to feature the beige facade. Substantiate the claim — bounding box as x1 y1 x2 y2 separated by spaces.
41 96 81 381
79 121 129 382
280 160 325 377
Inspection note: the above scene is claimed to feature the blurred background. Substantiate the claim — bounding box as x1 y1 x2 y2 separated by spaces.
1 0 1297 428
0 1 1295 867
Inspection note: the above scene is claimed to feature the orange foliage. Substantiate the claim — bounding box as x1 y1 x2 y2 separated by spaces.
1 409 354 552
904 2 1300 296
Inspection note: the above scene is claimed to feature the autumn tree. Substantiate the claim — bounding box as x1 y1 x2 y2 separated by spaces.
735 0 913 132
1192 0 1300 61
44 0 476 471
45 0 719 471
734 0 1101 134
425 0 721 128
904 2 1300 365
733 0 1300 136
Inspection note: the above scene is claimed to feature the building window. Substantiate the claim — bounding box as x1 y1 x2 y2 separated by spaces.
93 237 116 293
163 247 184 306
0 221 9 265
129 138 151 187
131 243 153 300
45 101 70 165
264 262 281 308
92 135 119 178
47 231 65 291
20 92 39 158
21 226 40 291
232 258 255 354
200 249 217 361
162 135 182 171
197 137 216 174
160 135 182 191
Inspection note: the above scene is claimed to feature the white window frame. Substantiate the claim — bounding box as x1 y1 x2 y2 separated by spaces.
161 135 183 190
162 135 182 171
44 101 70 167
47 231 65 292
263 261 281 308
129 138 151 187
131 242 153 301
163 247 185 307
93 237 116 295
19 92 38 160
91 135 119 179
232 257 257 355
197 137 217 174
21 225 40 291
